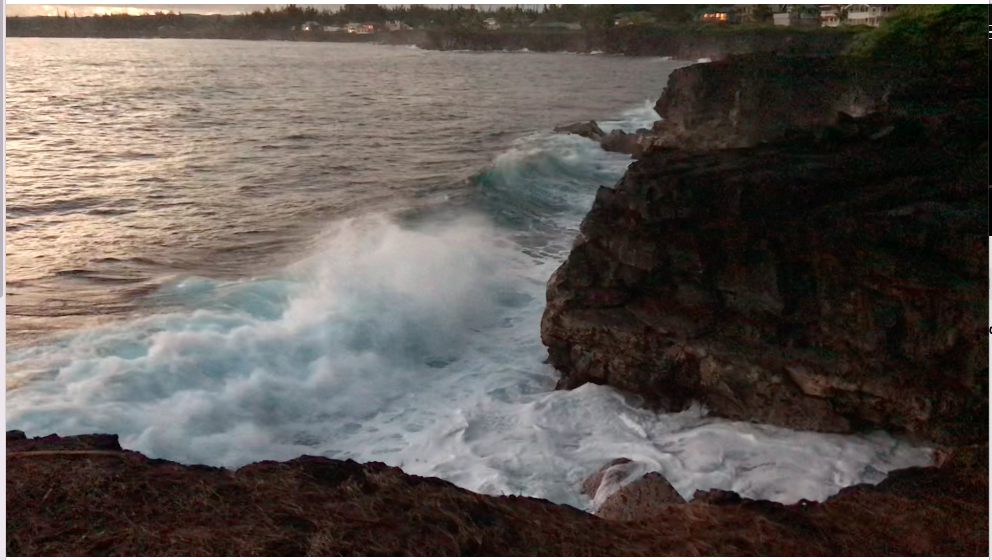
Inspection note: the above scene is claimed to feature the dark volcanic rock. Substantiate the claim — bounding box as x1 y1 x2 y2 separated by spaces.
6 433 988 555
596 471 686 521
651 55 989 152
554 120 606 141
651 55 893 150
580 457 633 499
600 130 647 158
542 107 988 445
556 122 655 159
8 431 123 452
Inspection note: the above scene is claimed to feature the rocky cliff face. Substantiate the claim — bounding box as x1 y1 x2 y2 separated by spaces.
651 55 988 150
542 59 988 445
417 28 859 58
7 432 988 556
652 55 896 149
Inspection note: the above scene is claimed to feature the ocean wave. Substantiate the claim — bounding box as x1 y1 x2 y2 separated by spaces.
5 106 932 510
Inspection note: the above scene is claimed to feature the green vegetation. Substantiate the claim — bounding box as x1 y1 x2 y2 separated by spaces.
3 4 799 38
846 4 989 67
3 3 865 52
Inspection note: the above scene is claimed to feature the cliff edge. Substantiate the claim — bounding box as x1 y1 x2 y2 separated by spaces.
6 431 988 555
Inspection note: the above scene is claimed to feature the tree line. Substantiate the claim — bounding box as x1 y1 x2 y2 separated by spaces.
7 4 713 37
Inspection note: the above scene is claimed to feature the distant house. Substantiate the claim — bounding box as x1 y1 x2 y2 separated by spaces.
323 25 342 32
385 20 412 31
772 5 820 27
301 21 321 32
819 4 842 26
483 17 500 30
843 4 895 27
700 11 738 23
346 22 376 34
817 4 895 28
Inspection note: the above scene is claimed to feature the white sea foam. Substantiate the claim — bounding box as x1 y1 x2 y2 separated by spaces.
598 100 661 133
5 103 933 511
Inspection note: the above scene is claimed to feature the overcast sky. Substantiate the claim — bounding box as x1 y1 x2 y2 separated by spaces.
6 5 333 16
4 4 547 16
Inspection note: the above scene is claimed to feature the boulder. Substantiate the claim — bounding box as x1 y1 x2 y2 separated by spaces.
580 457 633 500
554 120 606 141
599 130 646 158
595 472 686 521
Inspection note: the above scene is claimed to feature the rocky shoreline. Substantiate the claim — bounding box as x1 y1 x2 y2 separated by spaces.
7 27 989 556
414 27 859 60
6 431 987 555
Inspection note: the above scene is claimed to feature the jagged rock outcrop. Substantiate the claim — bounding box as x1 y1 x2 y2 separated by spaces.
651 55 895 150
650 55 988 151
554 120 606 141
542 93 988 445
555 121 653 159
599 130 651 159
595 471 687 521
6 432 988 555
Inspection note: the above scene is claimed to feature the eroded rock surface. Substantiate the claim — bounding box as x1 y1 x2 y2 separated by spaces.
6 432 988 556
542 106 988 445
595 471 687 521
651 55 894 150
554 120 606 141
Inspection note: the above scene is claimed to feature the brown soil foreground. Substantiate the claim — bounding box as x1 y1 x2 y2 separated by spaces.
6 431 988 556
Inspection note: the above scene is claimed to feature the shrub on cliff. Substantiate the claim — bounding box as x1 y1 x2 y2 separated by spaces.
846 4 988 67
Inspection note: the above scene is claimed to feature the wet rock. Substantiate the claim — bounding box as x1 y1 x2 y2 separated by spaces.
595 472 686 521
580 457 632 499
543 82 988 444
554 120 605 141
599 130 646 158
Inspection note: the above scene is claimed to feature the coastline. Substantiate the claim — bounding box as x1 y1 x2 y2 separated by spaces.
6 25 862 61
7 6 988 555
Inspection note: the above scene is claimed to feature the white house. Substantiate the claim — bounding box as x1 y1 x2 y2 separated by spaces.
323 25 342 32
844 4 894 27
772 5 819 27
483 17 500 30
819 5 841 27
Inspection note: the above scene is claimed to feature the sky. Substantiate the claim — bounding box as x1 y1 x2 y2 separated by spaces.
4 4 551 17
5 5 328 16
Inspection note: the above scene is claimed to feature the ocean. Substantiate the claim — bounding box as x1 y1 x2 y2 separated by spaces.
5 38 931 510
